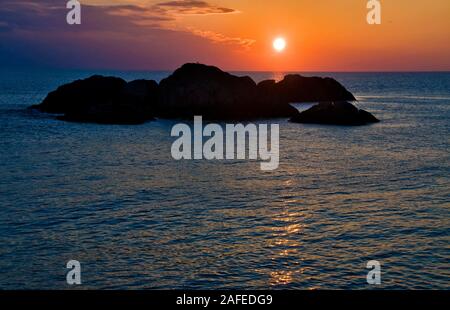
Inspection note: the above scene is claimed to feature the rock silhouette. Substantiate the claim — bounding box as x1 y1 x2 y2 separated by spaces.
157 63 263 119
257 74 356 104
157 63 354 119
31 76 157 124
290 101 380 126
31 63 378 124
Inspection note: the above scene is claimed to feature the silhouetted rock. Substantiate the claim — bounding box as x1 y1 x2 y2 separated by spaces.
256 79 298 117
31 75 126 114
31 76 157 124
157 63 263 119
156 63 355 119
257 74 356 105
121 79 159 106
290 101 380 126
31 63 364 123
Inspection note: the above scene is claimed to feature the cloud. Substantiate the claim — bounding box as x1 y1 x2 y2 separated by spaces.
103 4 175 27
155 0 238 15
0 0 171 33
97 1 251 47
0 0 255 69
188 28 255 49
0 0 251 44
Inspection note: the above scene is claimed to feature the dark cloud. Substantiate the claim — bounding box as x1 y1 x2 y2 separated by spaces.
0 0 252 69
0 0 237 33
0 0 172 33
156 0 237 14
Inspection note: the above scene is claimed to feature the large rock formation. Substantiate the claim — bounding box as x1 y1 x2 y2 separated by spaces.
157 63 354 119
157 63 270 119
257 74 356 105
290 101 380 126
30 63 378 124
31 76 157 124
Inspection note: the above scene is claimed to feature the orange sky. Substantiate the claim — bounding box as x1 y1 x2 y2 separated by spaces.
90 0 450 71
219 0 450 71
1 0 449 71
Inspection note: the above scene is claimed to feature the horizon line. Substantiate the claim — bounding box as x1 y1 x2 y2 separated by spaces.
2 65 450 74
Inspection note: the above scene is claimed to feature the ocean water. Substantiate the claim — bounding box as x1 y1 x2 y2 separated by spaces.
0 69 449 289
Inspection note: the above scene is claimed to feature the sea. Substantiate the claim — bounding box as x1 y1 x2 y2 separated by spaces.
0 69 449 289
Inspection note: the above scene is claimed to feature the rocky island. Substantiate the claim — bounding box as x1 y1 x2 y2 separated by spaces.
30 63 379 125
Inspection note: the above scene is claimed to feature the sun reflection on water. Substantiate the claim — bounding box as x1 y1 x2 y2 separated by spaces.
268 207 307 287
271 72 285 82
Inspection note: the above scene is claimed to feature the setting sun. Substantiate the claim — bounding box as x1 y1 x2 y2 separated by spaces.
273 37 286 52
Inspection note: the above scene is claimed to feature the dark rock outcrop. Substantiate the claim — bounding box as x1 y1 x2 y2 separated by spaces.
157 63 267 119
31 75 127 114
30 63 377 124
257 74 356 105
290 101 380 126
255 79 298 117
31 75 157 124
156 63 356 119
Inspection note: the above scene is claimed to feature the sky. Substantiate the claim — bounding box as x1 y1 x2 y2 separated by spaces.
0 0 449 71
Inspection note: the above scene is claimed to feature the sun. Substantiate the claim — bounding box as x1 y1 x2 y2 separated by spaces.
273 37 286 52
